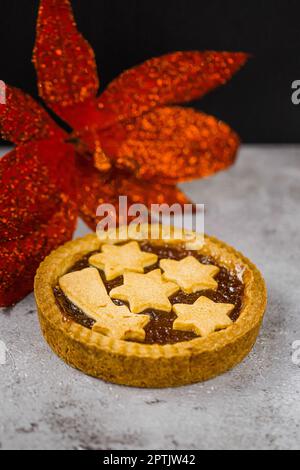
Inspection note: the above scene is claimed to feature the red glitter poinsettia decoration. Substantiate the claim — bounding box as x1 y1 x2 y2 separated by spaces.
0 0 248 307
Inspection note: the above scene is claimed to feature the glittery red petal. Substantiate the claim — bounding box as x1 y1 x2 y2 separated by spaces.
0 86 64 144
33 0 99 125
75 160 191 230
0 140 77 242
99 107 240 183
0 202 77 307
98 51 248 125
0 140 78 307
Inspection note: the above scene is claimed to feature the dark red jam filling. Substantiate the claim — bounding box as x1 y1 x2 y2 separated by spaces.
54 242 244 345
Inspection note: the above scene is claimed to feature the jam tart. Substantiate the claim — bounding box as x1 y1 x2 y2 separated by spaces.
34 225 267 388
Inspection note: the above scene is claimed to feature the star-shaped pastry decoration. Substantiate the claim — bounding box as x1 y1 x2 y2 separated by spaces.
59 267 150 341
89 241 158 281
109 269 179 314
160 256 220 293
91 302 150 342
173 296 234 337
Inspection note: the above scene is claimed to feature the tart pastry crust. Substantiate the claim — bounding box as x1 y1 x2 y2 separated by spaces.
35 225 267 388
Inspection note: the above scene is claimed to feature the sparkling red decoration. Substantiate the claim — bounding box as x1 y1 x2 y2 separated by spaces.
0 0 248 307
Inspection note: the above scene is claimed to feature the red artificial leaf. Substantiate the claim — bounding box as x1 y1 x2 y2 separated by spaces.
0 140 77 242
99 107 240 183
0 141 78 306
33 0 100 126
98 51 248 126
0 203 77 306
0 86 64 144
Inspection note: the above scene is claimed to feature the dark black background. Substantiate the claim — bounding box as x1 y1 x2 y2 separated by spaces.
0 0 300 144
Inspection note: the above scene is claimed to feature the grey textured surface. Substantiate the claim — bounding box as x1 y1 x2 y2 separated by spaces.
0 145 300 450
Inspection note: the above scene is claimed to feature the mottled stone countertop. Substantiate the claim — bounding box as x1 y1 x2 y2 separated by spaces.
0 145 299 450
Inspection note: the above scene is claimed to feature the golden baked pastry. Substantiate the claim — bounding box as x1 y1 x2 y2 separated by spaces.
34 225 267 388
